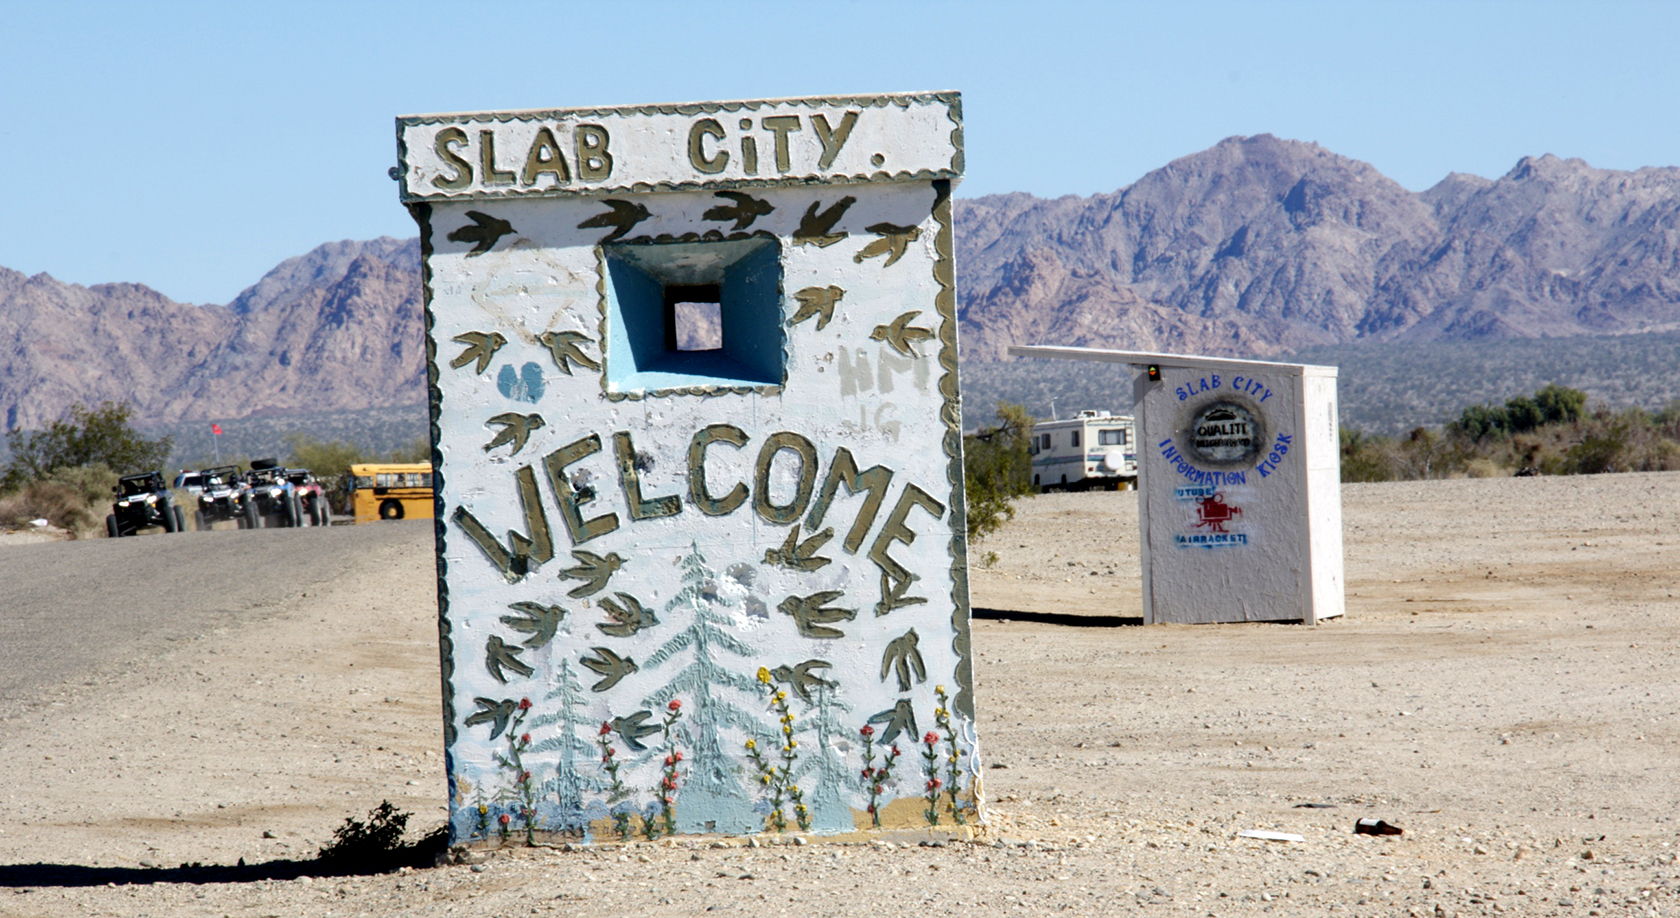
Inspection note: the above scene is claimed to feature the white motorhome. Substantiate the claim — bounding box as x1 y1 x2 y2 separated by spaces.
1029 409 1139 491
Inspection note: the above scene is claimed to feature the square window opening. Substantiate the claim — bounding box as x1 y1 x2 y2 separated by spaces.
602 237 784 392
667 285 723 352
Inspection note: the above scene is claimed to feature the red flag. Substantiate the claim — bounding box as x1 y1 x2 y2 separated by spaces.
211 423 223 435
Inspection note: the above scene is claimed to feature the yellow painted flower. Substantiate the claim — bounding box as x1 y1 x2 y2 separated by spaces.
936 684 946 695
760 774 771 785
774 690 787 703
745 738 757 750
477 804 488 815
757 667 772 684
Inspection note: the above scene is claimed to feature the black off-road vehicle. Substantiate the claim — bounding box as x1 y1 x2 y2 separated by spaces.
194 465 253 530
245 459 303 528
106 471 185 537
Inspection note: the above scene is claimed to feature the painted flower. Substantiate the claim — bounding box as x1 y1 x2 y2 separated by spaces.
861 767 873 778
923 731 939 745
518 697 532 710
860 724 875 738
867 803 877 814
498 813 511 825
519 733 531 746
935 684 946 695
745 738 757 750
673 751 683 762
757 667 772 684
520 770 531 783
599 721 612 735
477 804 488 815
926 777 943 790
668 698 682 712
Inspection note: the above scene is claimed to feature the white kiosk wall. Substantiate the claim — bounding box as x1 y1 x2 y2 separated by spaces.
396 93 980 845
1010 346 1343 625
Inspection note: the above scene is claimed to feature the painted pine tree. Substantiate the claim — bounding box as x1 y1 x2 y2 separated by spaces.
800 682 856 832
525 659 598 834
639 543 762 834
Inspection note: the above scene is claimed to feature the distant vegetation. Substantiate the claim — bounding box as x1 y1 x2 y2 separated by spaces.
961 403 1034 547
1341 384 1680 481
0 401 429 535
962 330 1680 436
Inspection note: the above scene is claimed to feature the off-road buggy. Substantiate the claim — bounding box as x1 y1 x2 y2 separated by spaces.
284 468 332 526
244 458 303 528
194 465 253 530
106 471 185 537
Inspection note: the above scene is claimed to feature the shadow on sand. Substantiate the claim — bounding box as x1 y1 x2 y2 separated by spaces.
972 607 1142 627
0 832 447 888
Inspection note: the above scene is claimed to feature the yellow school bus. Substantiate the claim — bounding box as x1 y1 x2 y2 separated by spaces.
348 463 435 523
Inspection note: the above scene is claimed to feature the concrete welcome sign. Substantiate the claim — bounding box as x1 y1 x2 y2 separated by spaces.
1010 347 1343 625
395 93 979 844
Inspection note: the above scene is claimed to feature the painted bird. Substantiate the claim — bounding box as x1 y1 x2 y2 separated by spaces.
562 550 624 598
763 525 833 572
580 646 639 692
464 697 519 740
485 635 534 684
483 412 545 455
538 330 601 375
788 285 845 332
450 331 507 374
867 699 918 745
874 568 927 616
792 195 856 247
447 210 516 256
869 311 935 358
777 590 856 639
610 710 663 752
853 221 921 267
880 628 926 692
577 199 652 242
500 601 565 649
771 659 838 705
597 592 658 637
702 190 775 230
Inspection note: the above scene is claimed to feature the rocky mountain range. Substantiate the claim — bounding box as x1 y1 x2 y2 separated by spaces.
3 133 1678 433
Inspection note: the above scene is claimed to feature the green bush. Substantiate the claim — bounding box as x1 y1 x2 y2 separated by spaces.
4 402 171 488
962 403 1034 542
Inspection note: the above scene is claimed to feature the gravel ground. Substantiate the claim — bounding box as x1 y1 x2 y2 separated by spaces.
2 473 1677 917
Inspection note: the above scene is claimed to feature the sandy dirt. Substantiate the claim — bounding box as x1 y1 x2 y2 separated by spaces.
2 473 1678 917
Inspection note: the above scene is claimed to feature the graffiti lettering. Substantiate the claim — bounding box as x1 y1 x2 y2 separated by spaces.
430 123 614 192
1156 438 1248 487
1255 433 1295 478
452 426 937 572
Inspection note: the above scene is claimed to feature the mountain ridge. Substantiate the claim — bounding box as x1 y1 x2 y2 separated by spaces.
4 135 1680 433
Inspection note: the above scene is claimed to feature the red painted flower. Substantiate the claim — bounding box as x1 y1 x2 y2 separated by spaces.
673 751 683 762
498 813 511 825
861 767 873 778
872 784 883 795
599 721 612 735
923 731 939 745
866 803 877 813
518 698 532 711
860 724 875 738
519 733 531 746
520 770 531 783
603 746 615 758
890 746 901 757
926 777 943 790
668 699 682 712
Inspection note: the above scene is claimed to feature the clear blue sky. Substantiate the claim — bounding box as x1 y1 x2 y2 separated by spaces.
5 0 1677 305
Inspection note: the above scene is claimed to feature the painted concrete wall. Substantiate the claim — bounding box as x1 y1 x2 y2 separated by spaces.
1009 347 1344 625
395 94 979 844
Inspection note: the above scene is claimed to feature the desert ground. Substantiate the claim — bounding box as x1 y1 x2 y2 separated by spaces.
2 472 1677 917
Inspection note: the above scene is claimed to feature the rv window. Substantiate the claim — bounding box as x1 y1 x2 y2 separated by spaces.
1099 429 1127 446
1071 431 1080 448
1040 433 1051 450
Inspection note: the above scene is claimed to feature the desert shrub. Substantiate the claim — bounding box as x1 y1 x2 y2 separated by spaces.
0 479 100 533
3 402 171 487
47 463 119 507
318 801 411 868
963 403 1034 541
